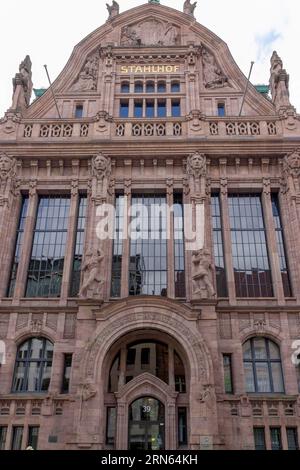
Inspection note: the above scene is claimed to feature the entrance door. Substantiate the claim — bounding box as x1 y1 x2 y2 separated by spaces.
128 397 165 450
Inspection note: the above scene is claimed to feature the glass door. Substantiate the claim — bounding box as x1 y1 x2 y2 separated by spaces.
128 397 165 450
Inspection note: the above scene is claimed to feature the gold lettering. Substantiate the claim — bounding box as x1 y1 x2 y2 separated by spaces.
166 65 173 73
120 66 128 74
157 65 164 73
143 66 151 73
174 65 180 72
135 66 143 73
129 65 136 73
120 64 181 74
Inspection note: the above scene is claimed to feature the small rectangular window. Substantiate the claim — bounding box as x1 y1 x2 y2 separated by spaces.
286 428 299 450
171 82 180 93
217 103 225 117
270 427 282 450
157 100 166 118
27 426 39 450
146 100 155 118
253 427 266 450
141 348 150 366
171 100 181 117
134 101 143 118
11 426 23 450
178 408 188 446
106 407 116 446
120 100 129 118
61 353 73 394
0 426 7 450
223 354 234 394
75 105 84 118
126 348 136 366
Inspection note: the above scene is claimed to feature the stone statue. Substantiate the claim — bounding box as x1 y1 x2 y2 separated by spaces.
79 249 104 298
184 0 197 16
192 249 216 299
106 1 119 20
11 55 33 111
270 51 291 110
81 381 97 401
187 152 206 195
199 384 215 410
71 54 99 92
283 149 300 194
0 153 17 204
91 153 112 202
202 48 228 89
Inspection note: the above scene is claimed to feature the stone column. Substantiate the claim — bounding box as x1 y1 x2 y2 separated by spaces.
261 182 285 304
167 179 175 299
13 182 38 302
60 183 79 304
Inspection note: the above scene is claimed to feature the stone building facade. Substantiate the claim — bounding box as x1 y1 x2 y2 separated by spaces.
0 1 300 451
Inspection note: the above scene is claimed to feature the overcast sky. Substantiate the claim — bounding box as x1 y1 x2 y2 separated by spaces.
0 0 298 115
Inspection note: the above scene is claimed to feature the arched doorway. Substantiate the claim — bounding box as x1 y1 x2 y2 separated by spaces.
128 397 165 450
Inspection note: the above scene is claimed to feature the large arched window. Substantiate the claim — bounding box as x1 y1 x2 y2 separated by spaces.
109 340 186 394
12 338 53 393
243 338 284 393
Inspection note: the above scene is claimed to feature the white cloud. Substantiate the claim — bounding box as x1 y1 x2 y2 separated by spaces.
0 0 298 115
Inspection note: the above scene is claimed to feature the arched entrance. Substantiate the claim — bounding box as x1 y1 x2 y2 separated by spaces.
128 397 165 450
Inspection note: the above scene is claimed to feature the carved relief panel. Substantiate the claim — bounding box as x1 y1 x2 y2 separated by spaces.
121 19 181 46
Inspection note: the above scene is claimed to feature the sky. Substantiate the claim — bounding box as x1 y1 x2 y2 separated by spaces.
0 0 299 115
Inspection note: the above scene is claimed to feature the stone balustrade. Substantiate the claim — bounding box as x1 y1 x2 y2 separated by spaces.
0 397 66 417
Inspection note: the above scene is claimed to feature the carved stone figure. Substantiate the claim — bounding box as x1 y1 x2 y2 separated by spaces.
283 149 300 194
270 51 291 110
71 54 99 92
199 384 215 409
11 55 33 111
202 48 228 89
0 153 17 204
184 0 197 16
91 153 112 202
79 249 104 298
121 20 179 47
192 249 216 299
81 382 97 401
187 152 206 195
106 1 119 20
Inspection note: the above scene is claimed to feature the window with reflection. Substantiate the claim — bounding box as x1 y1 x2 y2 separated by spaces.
108 341 186 393
211 194 227 297
158 81 166 93
26 196 71 298
120 100 129 118
243 338 284 393
134 81 143 93
146 81 155 93
171 99 181 117
129 194 167 296
157 100 166 118
146 100 155 118
134 100 143 118
229 194 273 297
70 196 87 297
174 193 186 298
12 338 53 393
121 82 130 93
111 195 124 298
171 81 180 93
8 196 29 297
271 194 292 297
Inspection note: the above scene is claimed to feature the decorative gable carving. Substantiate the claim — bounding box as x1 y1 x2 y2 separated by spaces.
71 52 100 92
121 19 180 46
202 47 229 89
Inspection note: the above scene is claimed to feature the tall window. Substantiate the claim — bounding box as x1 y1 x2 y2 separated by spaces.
171 100 181 117
111 195 124 297
129 194 167 296
146 100 155 118
27 426 39 450
134 101 143 118
286 428 299 450
271 194 292 297
211 194 227 297
174 193 186 297
12 338 53 393
243 338 284 393
61 353 72 394
75 104 83 118
217 103 226 117
178 408 188 446
106 408 117 446
70 196 87 297
120 100 129 118
270 427 282 450
11 426 23 450
253 427 266 450
223 354 234 394
0 426 7 450
157 100 166 118
8 196 29 297
229 194 273 297
26 196 70 297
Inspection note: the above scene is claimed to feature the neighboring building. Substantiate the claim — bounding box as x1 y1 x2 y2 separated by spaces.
0 1 300 451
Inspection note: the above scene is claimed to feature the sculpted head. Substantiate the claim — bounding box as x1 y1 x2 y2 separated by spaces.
0 154 14 177
93 153 111 177
287 150 300 169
